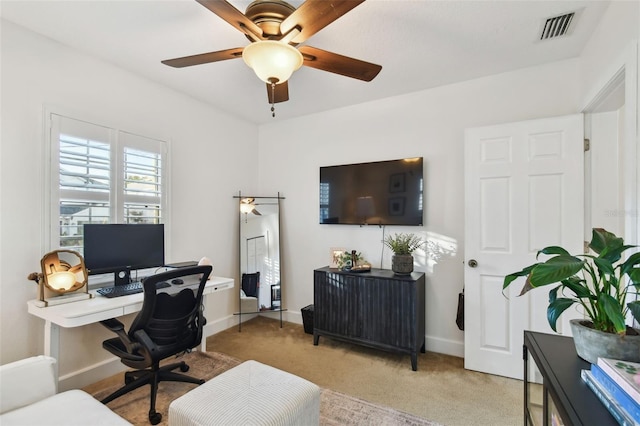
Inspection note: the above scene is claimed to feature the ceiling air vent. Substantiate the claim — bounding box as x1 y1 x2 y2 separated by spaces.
540 12 575 40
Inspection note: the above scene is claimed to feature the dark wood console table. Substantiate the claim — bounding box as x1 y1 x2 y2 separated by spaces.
523 331 616 425
313 267 425 371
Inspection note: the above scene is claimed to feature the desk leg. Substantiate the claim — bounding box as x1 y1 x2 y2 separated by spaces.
44 320 60 358
44 320 60 388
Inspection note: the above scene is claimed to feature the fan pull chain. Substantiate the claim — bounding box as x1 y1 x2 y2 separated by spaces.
270 81 276 118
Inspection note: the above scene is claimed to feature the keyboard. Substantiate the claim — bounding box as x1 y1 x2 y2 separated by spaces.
97 281 171 298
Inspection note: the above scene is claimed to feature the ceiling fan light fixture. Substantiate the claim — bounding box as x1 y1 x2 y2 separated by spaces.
240 203 255 214
242 40 303 84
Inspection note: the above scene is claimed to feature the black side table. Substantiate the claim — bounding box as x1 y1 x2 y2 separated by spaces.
523 331 617 425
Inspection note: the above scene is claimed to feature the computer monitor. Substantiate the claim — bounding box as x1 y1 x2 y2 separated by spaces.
83 223 165 285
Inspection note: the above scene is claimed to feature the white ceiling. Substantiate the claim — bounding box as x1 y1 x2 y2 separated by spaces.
1 0 610 124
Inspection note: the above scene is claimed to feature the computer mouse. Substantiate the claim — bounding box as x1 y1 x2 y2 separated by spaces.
171 278 184 285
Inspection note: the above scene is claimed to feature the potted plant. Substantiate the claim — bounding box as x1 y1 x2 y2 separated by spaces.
383 233 424 275
336 250 367 271
503 228 640 363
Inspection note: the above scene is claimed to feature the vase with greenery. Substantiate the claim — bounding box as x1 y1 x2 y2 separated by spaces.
503 228 640 363
383 233 424 275
336 250 364 271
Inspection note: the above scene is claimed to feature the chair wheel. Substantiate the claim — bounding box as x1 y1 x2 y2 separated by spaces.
149 411 162 425
180 363 189 372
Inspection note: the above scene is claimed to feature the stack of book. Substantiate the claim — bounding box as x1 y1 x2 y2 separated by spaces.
581 357 640 425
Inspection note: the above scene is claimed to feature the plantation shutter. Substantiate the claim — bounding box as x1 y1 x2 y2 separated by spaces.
50 114 167 252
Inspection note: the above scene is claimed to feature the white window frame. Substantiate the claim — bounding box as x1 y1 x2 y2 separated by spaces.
44 109 171 284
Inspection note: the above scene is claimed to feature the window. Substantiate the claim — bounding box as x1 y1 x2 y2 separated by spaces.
49 113 167 253
122 146 163 224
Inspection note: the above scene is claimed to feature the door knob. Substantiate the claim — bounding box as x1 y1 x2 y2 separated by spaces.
468 259 478 268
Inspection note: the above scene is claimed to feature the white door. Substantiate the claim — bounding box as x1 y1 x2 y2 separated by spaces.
464 114 584 379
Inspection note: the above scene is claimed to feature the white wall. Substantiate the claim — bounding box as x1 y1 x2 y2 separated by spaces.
253 0 639 359
0 20 258 387
579 1 639 109
1 0 638 387
579 1 639 245
256 58 582 356
588 110 625 236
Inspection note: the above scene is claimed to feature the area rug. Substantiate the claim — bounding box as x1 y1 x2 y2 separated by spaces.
90 351 439 426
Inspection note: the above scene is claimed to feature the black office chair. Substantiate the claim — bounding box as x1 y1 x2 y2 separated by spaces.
241 271 260 298
99 265 212 425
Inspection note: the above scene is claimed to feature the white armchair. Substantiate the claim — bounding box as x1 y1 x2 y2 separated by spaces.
0 355 131 425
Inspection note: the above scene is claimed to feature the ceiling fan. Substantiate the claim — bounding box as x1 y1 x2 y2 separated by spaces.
161 0 382 111
240 197 262 216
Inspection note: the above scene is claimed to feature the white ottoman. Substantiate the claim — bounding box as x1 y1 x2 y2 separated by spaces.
169 360 320 426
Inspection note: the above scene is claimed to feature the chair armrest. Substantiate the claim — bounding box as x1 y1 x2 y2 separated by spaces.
133 329 159 354
0 356 57 414
101 318 130 345
100 318 125 332
100 318 142 355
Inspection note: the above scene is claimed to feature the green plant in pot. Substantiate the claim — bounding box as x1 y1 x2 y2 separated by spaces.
503 228 640 364
336 250 366 271
383 233 424 275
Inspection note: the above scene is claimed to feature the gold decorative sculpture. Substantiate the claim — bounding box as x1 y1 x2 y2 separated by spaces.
28 249 92 307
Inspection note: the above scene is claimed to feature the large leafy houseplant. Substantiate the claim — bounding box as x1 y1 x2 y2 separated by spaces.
503 228 640 335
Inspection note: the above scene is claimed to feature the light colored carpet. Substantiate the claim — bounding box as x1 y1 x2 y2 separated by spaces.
208 317 523 426
88 351 441 426
89 351 238 426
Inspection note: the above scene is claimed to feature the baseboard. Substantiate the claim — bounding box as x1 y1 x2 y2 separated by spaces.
425 335 464 358
285 310 303 324
285 310 463 358
59 314 240 391
59 356 126 392
59 314 464 391
203 314 244 335
256 309 296 323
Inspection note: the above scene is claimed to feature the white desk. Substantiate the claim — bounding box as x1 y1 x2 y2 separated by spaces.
27 276 234 371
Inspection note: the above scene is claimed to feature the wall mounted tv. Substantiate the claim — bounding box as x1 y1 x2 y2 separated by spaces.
319 157 423 226
83 223 165 285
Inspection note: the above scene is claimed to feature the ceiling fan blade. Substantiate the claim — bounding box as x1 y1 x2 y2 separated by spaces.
280 0 365 44
266 81 290 104
162 47 244 68
196 0 264 40
299 46 381 82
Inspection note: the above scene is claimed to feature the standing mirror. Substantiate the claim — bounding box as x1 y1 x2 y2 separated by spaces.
235 192 284 330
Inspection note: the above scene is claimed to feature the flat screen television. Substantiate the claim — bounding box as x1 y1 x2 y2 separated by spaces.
320 157 423 226
83 223 165 285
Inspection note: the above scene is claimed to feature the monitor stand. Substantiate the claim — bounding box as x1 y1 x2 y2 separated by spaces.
114 268 132 286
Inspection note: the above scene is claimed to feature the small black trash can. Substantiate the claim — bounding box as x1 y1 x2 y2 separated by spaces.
301 304 314 334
